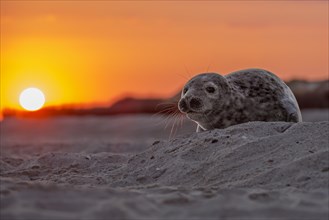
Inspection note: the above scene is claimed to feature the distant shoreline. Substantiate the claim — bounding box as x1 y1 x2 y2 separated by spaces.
2 79 328 119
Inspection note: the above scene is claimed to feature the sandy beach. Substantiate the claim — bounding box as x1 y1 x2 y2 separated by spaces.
1 109 328 220
2 1 328 219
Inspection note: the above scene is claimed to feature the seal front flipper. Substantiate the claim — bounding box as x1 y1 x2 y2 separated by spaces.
280 99 302 122
196 125 205 132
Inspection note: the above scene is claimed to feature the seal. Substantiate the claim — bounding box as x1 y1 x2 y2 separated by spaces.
178 68 302 132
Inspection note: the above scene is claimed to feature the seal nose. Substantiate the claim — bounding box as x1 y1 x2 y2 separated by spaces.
190 98 202 110
178 99 188 112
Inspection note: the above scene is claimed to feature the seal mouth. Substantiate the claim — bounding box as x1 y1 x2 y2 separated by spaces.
187 109 210 115
204 110 212 115
185 109 204 115
186 110 204 117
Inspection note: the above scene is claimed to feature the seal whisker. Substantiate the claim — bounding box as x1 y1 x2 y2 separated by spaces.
156 102 177 109
160 108 179 129
179 113 185 128
165 112 178 130
169 112 183 140
206 63 212 72
151 112 174 126
154 111 177 127
168 112 178 139
152 103 178 119
176 72 190 81
153 106 177 116
184 64 193 79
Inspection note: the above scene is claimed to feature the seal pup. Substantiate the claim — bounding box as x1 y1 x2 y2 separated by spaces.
178 68 302 132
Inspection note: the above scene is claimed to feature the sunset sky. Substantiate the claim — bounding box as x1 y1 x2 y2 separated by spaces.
1 1 328 110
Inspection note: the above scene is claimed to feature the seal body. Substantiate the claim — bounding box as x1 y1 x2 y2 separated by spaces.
178 68 302 132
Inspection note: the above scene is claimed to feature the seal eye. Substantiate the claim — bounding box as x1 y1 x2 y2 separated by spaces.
206 86 215 93
183 88 188 94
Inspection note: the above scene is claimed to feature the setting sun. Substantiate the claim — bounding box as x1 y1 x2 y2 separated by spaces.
1 1 328 112
19 88 45 111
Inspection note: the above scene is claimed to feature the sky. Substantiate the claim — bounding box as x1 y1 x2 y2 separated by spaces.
1 1 328 110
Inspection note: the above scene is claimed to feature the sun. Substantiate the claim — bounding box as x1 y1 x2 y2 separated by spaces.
19 88 46 111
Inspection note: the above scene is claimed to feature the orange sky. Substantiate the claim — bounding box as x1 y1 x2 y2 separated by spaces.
1 1 328 110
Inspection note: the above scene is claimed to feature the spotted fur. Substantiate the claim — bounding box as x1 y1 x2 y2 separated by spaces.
178 68 302 132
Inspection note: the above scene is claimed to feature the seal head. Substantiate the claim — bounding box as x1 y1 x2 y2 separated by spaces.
178 73 231 131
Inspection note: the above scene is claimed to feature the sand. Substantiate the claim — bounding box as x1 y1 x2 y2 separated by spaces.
1 109 328 220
